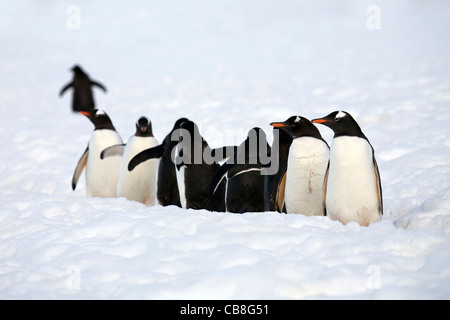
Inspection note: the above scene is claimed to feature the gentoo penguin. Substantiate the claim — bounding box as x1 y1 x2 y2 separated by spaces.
312 111 383 226
101 116 159 206
59 65 107 112
264 127 293 212
128 117 188 207
175 120 226 211
270 116 329 216
72 109 122 197
208 127 271 213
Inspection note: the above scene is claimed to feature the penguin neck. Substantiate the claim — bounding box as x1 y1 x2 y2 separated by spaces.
333 129 368 140
135 129 153 137
94 123 116 131
330 119 367 140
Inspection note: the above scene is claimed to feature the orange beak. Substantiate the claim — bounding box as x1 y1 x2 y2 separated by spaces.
270 122 287 128
80 111 90 116
311 118 329 124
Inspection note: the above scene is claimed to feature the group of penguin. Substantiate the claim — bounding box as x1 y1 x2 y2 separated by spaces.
61 65 383 227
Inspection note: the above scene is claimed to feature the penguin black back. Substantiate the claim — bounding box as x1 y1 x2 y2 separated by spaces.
59 65 107 112
209 127 271 213
175 120 225 211
264 127 293 212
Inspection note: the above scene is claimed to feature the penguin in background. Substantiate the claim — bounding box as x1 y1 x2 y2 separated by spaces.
101 116 159 206
59 65 107 112
264 127 293 213
208 127 271 214
270 116 329 216
128 117 188 207
175 120 227 211
72 109 122 197
312 111 383 227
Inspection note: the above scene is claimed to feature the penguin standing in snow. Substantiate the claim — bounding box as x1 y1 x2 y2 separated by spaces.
128 117 188 207
270 116 329 216
312 111 383 226
208 127 271 213
72 109 122 197
59 65 107 112
264 127 293 212
175 120 226 211
101 117 159 206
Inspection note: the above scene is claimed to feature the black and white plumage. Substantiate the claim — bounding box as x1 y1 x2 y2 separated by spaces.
128 117 188 207
209 127 270 214
270 116 329 216
59 65 107 112
101 117 158 206
312 111 383 226
72 109 122 197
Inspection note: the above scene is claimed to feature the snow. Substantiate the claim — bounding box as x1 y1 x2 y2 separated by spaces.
1 0 450 299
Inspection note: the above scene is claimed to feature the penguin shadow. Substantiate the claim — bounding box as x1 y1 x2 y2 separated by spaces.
60 64 107 113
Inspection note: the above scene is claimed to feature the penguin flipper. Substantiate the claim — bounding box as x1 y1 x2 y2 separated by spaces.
128 144 164 171
90 80 107 93
59 82 73 97
211 146 238 162
208 162 234 197
275 170 287 213
100 144 125 159
72 147 88 190
322 162 330 216
373 156 383 216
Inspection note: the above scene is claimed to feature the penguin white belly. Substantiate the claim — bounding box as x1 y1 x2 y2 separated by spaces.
86 130 123 197
284 137 329 216
117 136 159 206
326 136 381 226
176 165 187 209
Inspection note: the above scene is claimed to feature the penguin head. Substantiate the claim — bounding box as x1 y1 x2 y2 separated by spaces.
175 120 204 165
71 65 85 75
270 115 323 139
179 120 202 146
244 127 270 160
135 116 153 137
80 109 116 131
172 117 189 131
312 111 364 138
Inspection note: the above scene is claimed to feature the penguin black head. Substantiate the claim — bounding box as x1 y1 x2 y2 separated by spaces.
245 127 270 162
270 115 323 140
80 109 116 131
174 120 204 167
135 116 153 137
71 65 85 74
312 111 365 138
179 120 202 146
173 117 189 131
